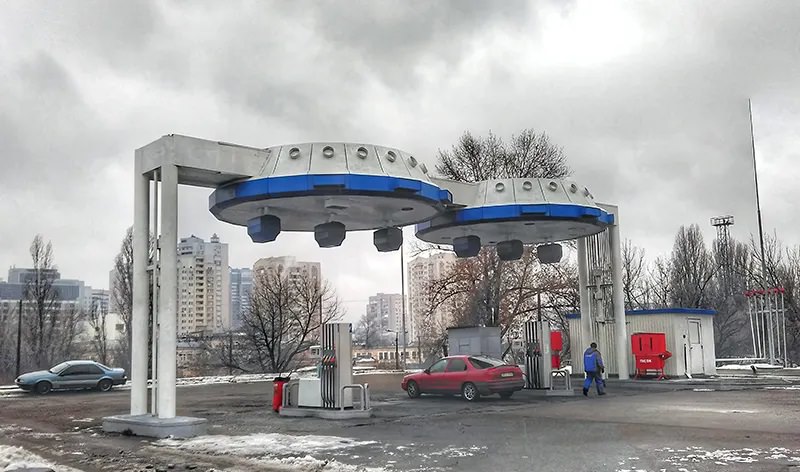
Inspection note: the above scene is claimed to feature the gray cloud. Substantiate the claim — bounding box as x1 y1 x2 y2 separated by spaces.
1 2 799 321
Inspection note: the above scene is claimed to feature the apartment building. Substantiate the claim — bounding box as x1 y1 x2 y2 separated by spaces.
177 234 231 336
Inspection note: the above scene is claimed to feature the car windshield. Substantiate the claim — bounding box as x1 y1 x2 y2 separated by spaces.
470 356 507 368
49 362 70 374
97 363 111 371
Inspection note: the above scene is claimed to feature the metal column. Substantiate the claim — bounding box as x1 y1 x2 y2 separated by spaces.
157 164 178 419
130 162 150 416
608 215 630 380
577 237 592 356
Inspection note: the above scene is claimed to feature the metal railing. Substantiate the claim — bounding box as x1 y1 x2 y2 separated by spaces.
340 383 370 411
282 381 300 408
550 368 572 391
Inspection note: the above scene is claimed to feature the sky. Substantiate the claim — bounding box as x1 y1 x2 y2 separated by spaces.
1 1 799 323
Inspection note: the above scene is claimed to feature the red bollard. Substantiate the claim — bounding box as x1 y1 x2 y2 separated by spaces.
273 378 285 412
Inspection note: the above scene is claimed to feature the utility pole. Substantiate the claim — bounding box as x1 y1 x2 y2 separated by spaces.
749 99 775 365
15 298 23 378
394 331 399 370
400 239 407 369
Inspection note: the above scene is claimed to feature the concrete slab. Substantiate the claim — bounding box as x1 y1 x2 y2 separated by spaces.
102 414 207 438
279 407 372 419
545 389 576 396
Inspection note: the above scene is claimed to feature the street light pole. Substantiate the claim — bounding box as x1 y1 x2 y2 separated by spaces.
15 298 23 378
400 235 407 369
394 332 399 370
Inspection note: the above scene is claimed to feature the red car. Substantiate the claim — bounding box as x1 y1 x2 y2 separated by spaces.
401 355 524 401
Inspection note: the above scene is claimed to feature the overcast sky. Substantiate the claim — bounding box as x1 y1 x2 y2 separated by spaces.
1 1 799 322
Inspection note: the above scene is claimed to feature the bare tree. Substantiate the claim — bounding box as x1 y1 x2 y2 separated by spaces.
708 240 752 357
237 269 341 374
110 227 154 371
87 298 110 365
622 239 648 310
669 224 716 308
354 313 381 349
436 129 571 182
0 303 17 382
23 235 83 369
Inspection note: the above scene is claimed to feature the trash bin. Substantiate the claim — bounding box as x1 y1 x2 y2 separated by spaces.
273 376 289 412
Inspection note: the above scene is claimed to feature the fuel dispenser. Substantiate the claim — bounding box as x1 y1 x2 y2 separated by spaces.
282 322 369 418
524 320 552 389
320 322 353 409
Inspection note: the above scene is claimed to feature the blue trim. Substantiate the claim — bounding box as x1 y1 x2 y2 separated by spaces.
453 203 613 225
566 308 717 319
416 203 614 235
210 174 452 213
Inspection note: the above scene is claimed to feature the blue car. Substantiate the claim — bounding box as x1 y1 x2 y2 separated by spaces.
15 360 127 395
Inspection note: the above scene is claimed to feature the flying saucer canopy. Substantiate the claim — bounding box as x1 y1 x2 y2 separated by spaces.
209 142 452 249
415 177 613 261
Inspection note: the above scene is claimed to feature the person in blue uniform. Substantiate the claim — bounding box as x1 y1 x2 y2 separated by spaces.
583 342 606 396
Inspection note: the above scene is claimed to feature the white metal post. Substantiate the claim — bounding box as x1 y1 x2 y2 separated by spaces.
157 164 179 419
131 163 150 416
608 217 630 380
150 169 159 416
576 237 592 359
400 239 407 368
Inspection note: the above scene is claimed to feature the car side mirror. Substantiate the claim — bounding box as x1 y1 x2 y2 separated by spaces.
424 368 430 374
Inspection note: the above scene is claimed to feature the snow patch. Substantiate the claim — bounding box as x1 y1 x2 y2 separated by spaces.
158 432 377 456
652 446 800 466
0 445 83 472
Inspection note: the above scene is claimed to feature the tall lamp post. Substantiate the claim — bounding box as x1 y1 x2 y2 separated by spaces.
400 238 408 369
386 329 407 370
15 298 23 378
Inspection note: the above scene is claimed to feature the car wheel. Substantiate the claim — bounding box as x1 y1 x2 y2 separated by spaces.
97 379 113 392
499 391 514 399
462 382 480 402
406 380 421 398
35 381 52 395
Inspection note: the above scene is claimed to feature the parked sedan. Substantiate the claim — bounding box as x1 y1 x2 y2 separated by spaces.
401 355 524 401
15 360 127 395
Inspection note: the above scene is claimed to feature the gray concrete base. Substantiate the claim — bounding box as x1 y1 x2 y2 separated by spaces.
545 389 576 396
279 407 372 419
102 414 207 438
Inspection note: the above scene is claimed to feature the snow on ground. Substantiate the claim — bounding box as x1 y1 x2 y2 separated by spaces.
158 433 384 471
158 432 377 456
717 363 783 370
157 433 489 471
0 444 83 472
616 446 800 471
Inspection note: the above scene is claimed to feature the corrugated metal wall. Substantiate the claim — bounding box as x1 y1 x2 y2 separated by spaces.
569 314 688 376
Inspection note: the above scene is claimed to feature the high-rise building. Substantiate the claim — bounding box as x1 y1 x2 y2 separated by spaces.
366 292 411 344
8 267 60 284
177 234 231 336
91 289 110 315
253 256 321 287
229 268 253 330
0 268 92 313
407 252 457 336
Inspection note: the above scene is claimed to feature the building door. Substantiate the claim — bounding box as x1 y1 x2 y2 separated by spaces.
688 319 705 374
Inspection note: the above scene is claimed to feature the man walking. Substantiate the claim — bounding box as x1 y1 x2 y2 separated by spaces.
583 342 606 396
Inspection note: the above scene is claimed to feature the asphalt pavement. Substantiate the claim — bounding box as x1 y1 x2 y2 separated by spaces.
0 375 798 471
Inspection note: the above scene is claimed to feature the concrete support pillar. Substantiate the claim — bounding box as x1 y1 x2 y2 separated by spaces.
157 164 178 419
131 163 150 415
576 237 592 356
608 216 630 380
